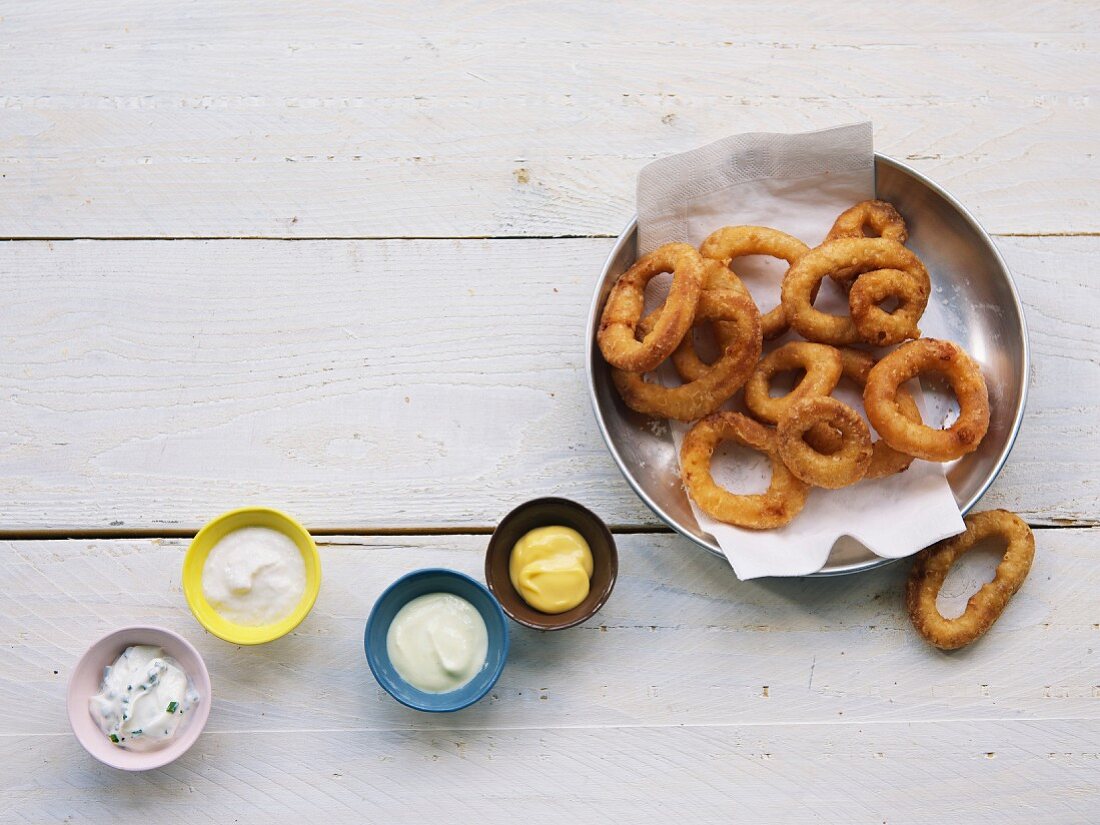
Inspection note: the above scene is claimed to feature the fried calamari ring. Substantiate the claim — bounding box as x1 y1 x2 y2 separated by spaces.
680 411 808 529
597 242 704 372
848 268 928 345
803 348 921 480
670 260 756 383
612 290 762 421
864 338 989 462
744 342 842 425
780 237 930 346
777 396 872 488
906 510 1035 650
699 225 810 340
824 200 909 289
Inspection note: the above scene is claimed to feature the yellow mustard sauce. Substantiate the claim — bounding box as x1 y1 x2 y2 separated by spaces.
509 526 594 614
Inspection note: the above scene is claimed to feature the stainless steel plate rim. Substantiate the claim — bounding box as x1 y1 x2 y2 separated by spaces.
585 152 1030 577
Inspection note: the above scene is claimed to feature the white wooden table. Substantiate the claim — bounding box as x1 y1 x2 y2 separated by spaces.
2 3 1098 822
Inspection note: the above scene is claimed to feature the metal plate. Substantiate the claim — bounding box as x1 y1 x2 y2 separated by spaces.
585 154 1030 576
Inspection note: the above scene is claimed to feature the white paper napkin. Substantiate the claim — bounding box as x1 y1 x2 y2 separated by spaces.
636 123 965 578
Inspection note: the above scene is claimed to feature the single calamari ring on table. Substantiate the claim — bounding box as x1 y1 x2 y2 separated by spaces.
776 396 872 489
824 200 909 289
680 411 809 529
803 348 922 480
671 260 756 383
780 237 930 346
906 510 1035 650
699 225 810 340
612 290 762 421
864 338 989 462
743 341 843 425
848 267 929 345
597 242 705 372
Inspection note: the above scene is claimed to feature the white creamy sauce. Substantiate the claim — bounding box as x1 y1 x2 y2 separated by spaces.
386 593 489 693
89 645 199 752
202 526 306 626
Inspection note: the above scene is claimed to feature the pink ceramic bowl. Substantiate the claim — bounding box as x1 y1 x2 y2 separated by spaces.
67 626 212 771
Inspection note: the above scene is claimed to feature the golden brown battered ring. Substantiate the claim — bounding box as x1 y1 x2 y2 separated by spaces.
680 411 809 529
803 348 921 480
780 238 930 346
864 338 990 462
777 396 873 488
824 200 909 289
597 242 704 372
671 260 756 383
906 510 1035 650
699 225 810 340
848 268 928 346
744 342 843 425
612 290 762 421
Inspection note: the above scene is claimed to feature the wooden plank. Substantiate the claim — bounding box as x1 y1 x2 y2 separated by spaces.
1 2 1096 237
8 0 1096 42
985 235 1100 524
0 236 654 531
0 235 1096 532
3 531 1097 733
5 721 1099 823
1 531 1097 822
3 97 1092 239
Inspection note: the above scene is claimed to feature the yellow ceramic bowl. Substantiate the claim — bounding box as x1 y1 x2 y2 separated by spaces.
183 507 322 645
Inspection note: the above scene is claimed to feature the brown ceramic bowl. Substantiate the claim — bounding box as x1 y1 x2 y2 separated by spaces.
485 498 618 631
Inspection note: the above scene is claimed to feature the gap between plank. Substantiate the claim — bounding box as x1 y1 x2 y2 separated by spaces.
2 713 1097 738
0 231 1095 242
0 234 620 242
0 525 675 541
0 523 1088 542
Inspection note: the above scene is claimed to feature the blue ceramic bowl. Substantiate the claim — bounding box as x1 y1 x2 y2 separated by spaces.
365 569 509 712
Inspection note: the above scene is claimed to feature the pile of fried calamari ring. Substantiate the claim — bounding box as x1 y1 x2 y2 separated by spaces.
597 199 993 525
598 200 1035 649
